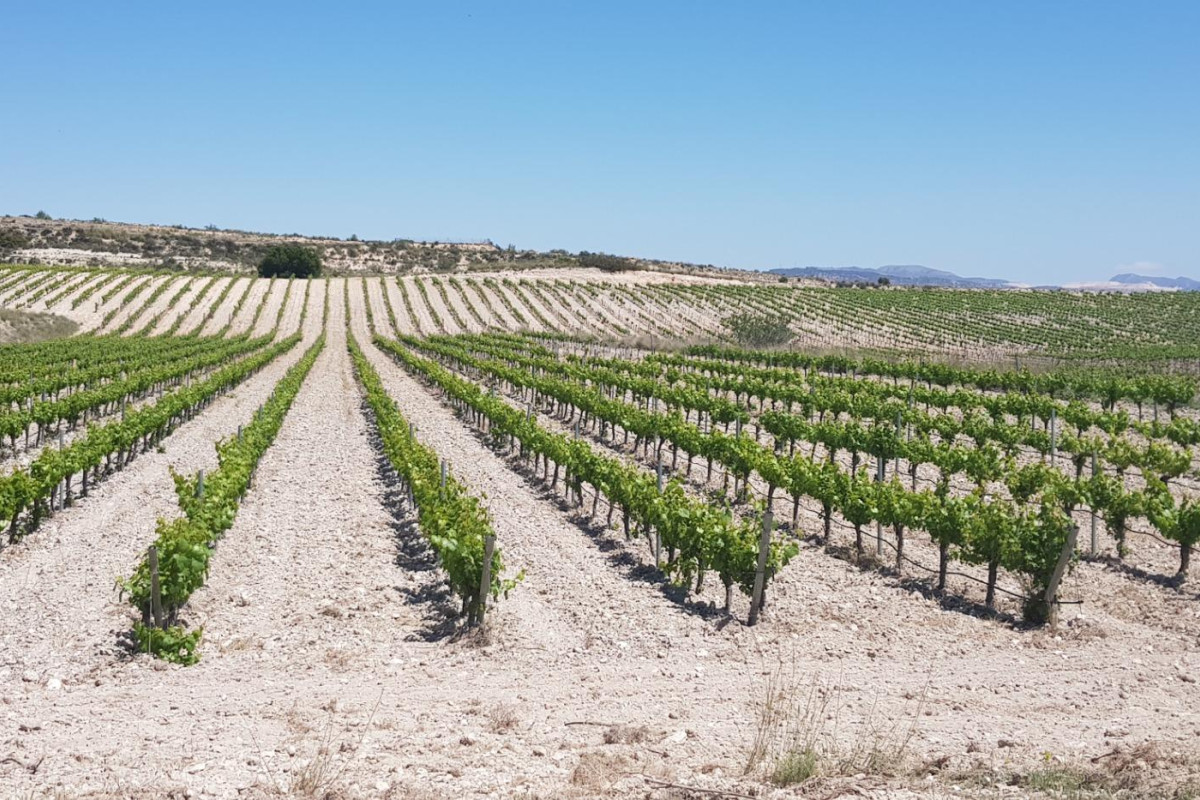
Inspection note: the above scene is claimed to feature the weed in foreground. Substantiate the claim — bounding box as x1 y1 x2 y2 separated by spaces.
745 656 926 786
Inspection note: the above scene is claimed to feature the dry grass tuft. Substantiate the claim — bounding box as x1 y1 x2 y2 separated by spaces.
602 724 651 745
323 647 356 670
745 658 925 786
570 751 630 791
285 703 315 735
254 693 382 799
488 702 520 733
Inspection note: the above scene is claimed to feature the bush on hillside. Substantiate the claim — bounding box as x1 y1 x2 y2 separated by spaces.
258 244 322 278
578 251 637 272
0 230 30 254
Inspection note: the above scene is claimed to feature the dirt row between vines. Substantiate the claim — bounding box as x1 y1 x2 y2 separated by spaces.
153 276 213 335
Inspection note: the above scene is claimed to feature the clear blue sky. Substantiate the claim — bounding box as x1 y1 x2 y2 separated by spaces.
3 2 1197 283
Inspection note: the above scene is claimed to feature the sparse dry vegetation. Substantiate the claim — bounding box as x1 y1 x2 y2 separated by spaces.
746 659 925 785
0 307 77 342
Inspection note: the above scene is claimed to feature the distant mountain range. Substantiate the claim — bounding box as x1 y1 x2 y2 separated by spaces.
1109 273 1200 290
769 265 1200 291
769 264 1013 288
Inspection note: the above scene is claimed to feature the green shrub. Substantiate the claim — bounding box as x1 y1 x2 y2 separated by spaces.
0 230 30 253
258 244 322 278
578 251 637 272
723 313 793 348
772 748 818 785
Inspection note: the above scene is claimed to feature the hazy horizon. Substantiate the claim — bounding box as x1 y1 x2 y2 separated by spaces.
4 209 1195 285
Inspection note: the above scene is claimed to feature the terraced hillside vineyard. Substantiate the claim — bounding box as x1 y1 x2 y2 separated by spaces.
1 260 1198 798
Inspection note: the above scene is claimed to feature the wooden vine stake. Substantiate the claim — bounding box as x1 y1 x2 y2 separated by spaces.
1049 408 1057 468
1090 451 1099 554
894 411 902 476
654 459 664 567
148 545 164 630
1044 524 1078 630
875 453 885 554
748 511 774 626
474 534 497 627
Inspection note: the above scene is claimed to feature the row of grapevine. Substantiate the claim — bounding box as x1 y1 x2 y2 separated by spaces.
348 333 514 622
121 333 326 663
461 334 1198 505
0 335 277 456
672 343 1196 412
374 335 798 618
2 333 228 394
411 334 1197 622
0 332 305 544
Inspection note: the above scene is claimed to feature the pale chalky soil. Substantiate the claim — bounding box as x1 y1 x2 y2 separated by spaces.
0 280 1195 799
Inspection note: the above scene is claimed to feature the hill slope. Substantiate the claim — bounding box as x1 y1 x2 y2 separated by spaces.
0 215 738 279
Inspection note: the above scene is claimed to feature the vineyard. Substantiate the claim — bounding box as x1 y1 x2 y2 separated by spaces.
0 264 1198 798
